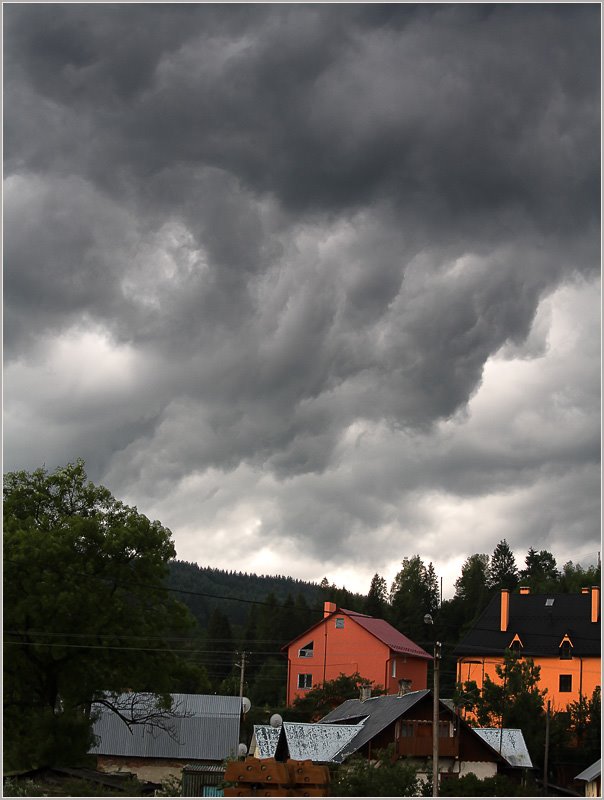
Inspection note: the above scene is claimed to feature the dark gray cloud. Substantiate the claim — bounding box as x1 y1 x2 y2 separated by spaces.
3 4 600 591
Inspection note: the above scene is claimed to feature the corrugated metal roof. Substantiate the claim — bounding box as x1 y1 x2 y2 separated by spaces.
90 693 242 761
253 722 364 763
575 759 601 782
341 610 432 659
472 728 533 769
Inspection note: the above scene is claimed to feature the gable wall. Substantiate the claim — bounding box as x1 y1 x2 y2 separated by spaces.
286 614 391 704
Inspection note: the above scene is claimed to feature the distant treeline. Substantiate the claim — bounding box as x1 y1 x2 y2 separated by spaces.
166 543 600 707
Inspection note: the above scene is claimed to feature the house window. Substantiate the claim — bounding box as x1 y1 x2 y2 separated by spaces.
559 641 572 660
297 673 313 689
439 721 450 738
298 641 314 658
559 674 572 692
335 617 344 629
398 721 414 738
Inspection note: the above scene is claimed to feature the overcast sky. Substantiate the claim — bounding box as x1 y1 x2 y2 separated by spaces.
4 3 601 598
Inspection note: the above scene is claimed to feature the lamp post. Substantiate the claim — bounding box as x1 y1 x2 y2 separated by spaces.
424 614 440 798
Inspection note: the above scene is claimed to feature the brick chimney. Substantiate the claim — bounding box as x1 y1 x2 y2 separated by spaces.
500 589 510 632
581 587 590 594
519 586 530 595
323 601 336 618
359 685 372 702
591 586 600 623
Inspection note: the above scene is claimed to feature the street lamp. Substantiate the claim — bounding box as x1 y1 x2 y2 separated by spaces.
424 614 441 798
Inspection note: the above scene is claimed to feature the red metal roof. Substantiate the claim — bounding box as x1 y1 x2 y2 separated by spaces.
341 609 432 659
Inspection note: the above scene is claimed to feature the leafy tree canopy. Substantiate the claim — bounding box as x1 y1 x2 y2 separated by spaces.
289 673 383 722
455 650 547 763
331 746 420 797
4 460 195 770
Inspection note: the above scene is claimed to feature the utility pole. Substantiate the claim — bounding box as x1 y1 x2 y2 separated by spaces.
432 641 441 798
236 651 246 698
543 700 551 793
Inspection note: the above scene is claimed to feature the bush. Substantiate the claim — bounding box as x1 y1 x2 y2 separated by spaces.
331 747 420 797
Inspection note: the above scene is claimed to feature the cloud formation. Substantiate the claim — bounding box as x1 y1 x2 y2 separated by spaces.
4 4 600 595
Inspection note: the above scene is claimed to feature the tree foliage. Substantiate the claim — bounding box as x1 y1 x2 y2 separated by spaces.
364 573 389 618
390 555 439 641
455 650 547 763
3 460 194 769
289 673 383 722
331 746 420 797
487 539 519 591
520 548 560 592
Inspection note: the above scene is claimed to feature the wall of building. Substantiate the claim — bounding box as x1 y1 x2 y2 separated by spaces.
457 655 601 711
287 614 428 704
96 755 188 785
459 760 497 779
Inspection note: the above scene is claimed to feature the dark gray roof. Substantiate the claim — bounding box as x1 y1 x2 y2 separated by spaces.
318 690 429 762
454 592 601 658
90 693 242 761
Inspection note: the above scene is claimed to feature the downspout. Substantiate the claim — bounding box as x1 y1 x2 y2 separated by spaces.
323 622 328 685
287 655 292 705
579 657 583 700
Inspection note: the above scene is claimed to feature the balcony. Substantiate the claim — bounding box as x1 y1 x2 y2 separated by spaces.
397 736 459 758
396 721 459 758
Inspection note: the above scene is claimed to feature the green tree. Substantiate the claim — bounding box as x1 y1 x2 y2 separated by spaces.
454 554 490 620
364 573 389 618
3 460 194 770
455 650 547 763
520 548 560 592
439 772 542 796
331 746 420 797
289 673 383 722
487 540 519 591
249 657 287 708
390 556 439 641
558 560 601 593
205 608 235 686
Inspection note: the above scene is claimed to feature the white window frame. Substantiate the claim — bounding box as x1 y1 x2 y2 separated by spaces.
297 673 313 689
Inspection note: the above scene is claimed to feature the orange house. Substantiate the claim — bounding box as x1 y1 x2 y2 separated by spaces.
283 603 432 706
455 587 601 712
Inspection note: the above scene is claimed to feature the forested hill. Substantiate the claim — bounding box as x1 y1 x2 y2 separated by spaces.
166 559 366 629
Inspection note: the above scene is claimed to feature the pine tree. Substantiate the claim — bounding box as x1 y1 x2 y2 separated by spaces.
364 573 389 618
487 539 519 591
390 556 439 641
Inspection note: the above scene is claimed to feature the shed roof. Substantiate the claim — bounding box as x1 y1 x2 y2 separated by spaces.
472 728 533 769
454 592 601 658
90 693 242 762
575 759 601 783
253 722 364 763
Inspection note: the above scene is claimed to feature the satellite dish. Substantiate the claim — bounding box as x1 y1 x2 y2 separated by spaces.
242 697 251 714
238 743 248 758
270 713 283 728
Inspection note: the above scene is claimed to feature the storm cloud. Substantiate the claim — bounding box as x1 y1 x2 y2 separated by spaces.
3 4 600 594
